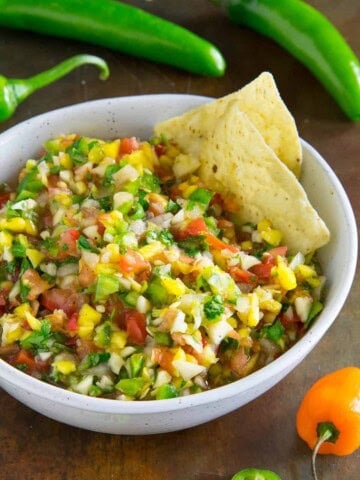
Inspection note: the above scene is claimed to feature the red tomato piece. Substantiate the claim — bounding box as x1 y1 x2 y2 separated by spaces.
124 309 147 345
67 313 79 332
119 249 150 274
57 228 80 259
205 233 239 253
267 246 288 258
228 266 253 283
119 137 140 155
22 269 50 301
176 218 208 240
250 262 274 280
41 288 87 316
151 346 175 375
0 192 10 208
13 349 35 373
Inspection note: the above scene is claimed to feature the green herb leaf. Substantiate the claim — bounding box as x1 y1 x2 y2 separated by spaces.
77 235 99 253
262 319 285 342
177 235 208 256
204 295 225 320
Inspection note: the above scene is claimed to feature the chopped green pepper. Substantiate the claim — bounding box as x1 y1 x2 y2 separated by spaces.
115 378 146 397
95 274 120 301
155 384 179 400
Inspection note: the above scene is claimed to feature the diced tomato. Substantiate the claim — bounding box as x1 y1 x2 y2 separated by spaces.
230 347 249 377
47 174 61 188
222 194 239 213
124 309 147 345
228 266 253 283
249 262 274 280
119 249 150 275
40 288 87 316
176 218 208 240
205 233 239 253
0 290 7 306
22 269 51 301
154 143 167 157
78 262 97 288
57 228 80 259
119 137 140 155
151 346 175 375
0 192 10 208
67 313 79 332
97 220 105 236
217 218 234 229
148 193 166 216
267 246 288 258
13 349 36 373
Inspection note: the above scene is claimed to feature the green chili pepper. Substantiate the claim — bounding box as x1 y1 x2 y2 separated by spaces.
231 468 281 480
0 0 225 77
212 0 360 121
0 54 109 122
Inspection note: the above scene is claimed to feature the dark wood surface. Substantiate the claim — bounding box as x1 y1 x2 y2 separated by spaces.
0 1 359 479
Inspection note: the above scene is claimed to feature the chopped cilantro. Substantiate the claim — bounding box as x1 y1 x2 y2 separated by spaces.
20 320 52 353
79 352 111 371
204 295 225 320
99 195 112 211
166 199 180 214
77 235 99 253
178 235 208 257
11 242 26 258
261 319 285 342
146 229 174 246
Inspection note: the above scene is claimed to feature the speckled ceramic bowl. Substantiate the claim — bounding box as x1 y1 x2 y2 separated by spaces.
0 95 357 434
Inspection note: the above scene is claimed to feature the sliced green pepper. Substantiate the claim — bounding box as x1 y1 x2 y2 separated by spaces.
0 54 109 122
0 0 225 77
212 0 360 120
231 468 281 480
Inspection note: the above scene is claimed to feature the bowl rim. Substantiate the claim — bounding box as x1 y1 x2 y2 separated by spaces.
0 94 357 414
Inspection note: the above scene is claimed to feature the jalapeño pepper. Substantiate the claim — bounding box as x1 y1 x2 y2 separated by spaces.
212 0 360 121
0 54 109 122
0 0 226 77
231 468 281 480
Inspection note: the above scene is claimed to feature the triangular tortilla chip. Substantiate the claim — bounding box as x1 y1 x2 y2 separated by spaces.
198 105 329 254
155 72 302 176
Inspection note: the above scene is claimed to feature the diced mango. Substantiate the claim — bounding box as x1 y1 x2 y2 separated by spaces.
24 311 42 331
161 277 186 297
274 261 297 291
53 360 76 375
78 304 102 338
110 330 128 351
102 140 120 159
0 218 37 235
138 241 164 260
14 303 31 319
26 248 45 268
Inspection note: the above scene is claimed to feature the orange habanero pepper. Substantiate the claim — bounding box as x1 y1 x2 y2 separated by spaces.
296 366 360 480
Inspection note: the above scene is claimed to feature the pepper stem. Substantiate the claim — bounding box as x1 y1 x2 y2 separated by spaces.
11 54 109 103
311 422 340 480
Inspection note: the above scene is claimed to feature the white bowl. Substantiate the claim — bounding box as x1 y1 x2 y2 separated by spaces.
0 95 357 434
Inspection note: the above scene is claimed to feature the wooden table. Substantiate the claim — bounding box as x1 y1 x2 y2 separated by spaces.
0 1 359 479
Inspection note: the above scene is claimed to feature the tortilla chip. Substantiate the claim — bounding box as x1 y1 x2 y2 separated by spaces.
155 72 302 177
198 105 330 254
